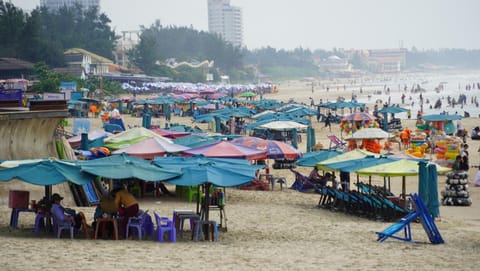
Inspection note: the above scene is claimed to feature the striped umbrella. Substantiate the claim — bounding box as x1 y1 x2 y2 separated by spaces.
231 136 302 159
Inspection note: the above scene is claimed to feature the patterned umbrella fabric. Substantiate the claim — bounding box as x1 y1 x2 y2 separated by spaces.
182 140 267 160
231 136 302 159
342 112 377 122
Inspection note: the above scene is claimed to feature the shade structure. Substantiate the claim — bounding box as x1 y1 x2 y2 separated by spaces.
251 110 276 119
296 150 342 167
104 127 174 150
258 120 308 131
153 156 263 187
377 107 409 114
426 163 440 218
172 134 220 148
230 136 302 159
342 112 377 122
345 128 392 140
0 159 92 185
153 156 263 226
322 157 396 173
421 114 462 121
182 140 267 160
316 149 380 171
74 154 182 182
112 137 190 159
355 159 451 177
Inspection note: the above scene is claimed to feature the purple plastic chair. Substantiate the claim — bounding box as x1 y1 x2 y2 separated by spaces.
52 213 74 239
126 210 149 240
154 212 176 242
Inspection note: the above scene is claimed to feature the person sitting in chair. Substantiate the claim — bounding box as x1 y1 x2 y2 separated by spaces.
308 169 332 187
50 193 86 231
112 187 139 239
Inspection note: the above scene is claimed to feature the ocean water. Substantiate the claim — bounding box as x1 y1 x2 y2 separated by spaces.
352 71 480 119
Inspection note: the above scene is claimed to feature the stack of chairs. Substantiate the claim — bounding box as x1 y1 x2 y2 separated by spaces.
317 182 410 222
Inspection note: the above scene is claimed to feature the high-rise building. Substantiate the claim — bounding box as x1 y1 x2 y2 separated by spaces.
208 0 243 47
40 0 100 11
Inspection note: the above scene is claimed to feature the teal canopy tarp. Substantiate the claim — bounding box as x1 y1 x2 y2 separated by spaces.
152 156 263 187
173 134 220 148
74 154 182 182
0 159 93 185
296 150 342 167
419 161 440 218
322 157 395 173
421 114 462 121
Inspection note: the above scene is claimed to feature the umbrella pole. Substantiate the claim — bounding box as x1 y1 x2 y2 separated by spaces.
203 183 211 237
196 185 200 214
402 176 406 208
368 176 372 195
356 174 359 192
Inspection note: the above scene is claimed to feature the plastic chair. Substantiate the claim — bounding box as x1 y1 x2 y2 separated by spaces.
34 213 51 236
183 186 199 202
153 212 176 242
52 213 74 239
327 134 346 151
126 210 149 240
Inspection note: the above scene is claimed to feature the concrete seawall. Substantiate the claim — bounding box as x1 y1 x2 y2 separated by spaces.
0 110 74 207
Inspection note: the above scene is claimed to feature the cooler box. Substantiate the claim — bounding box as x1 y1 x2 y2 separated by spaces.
9 190 30 209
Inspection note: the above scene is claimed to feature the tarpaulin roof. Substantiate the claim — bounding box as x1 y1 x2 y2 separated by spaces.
153 156 263 187
296 150 342 167
421 114 462 121
73 154 181 182
0 159 92 185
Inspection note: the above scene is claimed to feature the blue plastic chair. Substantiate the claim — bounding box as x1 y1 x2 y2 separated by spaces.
126 210 149 240
153 212 176 242
52 213 74 239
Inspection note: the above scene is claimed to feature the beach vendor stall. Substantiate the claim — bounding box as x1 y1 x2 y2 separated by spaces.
340 112 378 138
418 114 463 167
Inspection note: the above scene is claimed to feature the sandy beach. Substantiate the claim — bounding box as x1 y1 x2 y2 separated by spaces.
1 75 480 271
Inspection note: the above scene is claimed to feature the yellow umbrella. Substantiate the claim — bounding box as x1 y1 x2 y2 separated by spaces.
355 159 451 207
355 159 451 177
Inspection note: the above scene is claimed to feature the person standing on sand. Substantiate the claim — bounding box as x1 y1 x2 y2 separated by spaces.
325 112 332 132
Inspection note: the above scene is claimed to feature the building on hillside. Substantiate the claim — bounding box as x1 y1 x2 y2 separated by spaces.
113 30 141 67
365 49 407 73
208 0 243 47
40 0 99 11
54 48 113 79
0 58 34 80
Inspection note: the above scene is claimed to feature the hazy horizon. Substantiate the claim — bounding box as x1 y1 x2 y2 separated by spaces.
10 0 480 51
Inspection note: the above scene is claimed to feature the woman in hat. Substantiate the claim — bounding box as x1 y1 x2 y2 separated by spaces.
50 193 86 231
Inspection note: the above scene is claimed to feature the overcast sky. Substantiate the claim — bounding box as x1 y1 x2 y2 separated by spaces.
11 0 480 50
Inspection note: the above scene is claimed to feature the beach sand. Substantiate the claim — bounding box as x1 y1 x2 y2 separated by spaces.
1 78 480 271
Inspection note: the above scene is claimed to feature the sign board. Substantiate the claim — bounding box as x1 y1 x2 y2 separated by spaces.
60 82 77 99
42 92 66 100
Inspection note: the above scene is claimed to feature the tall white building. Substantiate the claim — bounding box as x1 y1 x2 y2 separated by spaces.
208 0 243 47
40 0 100 11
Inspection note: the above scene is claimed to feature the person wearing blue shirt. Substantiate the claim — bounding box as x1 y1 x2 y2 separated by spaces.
50 193 84 230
